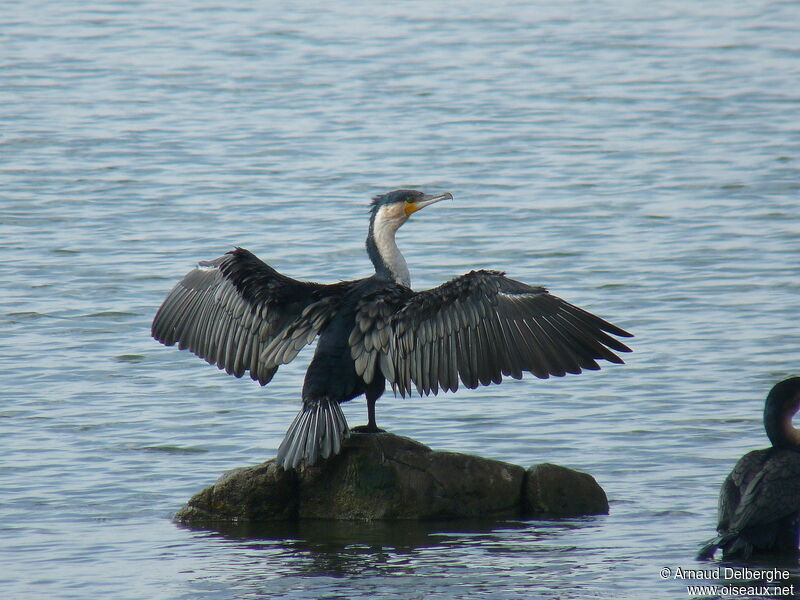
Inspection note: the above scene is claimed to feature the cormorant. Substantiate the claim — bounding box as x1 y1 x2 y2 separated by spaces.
152 190 632 470
698 377 800 559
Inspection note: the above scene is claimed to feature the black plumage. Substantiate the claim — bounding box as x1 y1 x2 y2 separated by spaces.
152 190 632 470
698 377 800 559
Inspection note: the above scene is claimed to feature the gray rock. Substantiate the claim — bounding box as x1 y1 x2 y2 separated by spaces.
174 432 608 524
175 460 297 523
523 463 609 517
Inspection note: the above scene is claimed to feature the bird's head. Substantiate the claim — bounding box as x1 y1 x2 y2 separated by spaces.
764 376 800 449
366 189 453 286
369 189 453 230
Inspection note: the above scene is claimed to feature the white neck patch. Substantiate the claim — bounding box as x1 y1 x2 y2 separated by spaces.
372 206 411 287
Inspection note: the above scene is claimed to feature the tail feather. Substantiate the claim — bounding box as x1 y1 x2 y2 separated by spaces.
276 398 350 470
320 411 332 459
697 533 756 561
303 407 320 461
697 536 722 560
324 402 344 457
276 408 307 470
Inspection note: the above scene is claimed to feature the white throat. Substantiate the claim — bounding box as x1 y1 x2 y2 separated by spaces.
372 209 411 287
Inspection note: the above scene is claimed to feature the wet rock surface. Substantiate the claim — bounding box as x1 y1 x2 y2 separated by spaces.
174 432 608 524
523 462 609 517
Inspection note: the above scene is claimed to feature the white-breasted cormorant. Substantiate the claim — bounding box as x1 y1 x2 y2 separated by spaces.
698 377 800 559
152 190 632 470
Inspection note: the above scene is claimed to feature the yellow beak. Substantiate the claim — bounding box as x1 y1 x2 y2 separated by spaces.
405 192 453 215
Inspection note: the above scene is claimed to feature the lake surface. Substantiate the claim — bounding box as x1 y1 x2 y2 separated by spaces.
2 1 799 598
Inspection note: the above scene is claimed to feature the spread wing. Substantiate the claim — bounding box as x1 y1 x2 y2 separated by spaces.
152 247 335 385
351 270 632 397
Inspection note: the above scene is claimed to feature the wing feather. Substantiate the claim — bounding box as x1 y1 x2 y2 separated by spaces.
495 316 523 379
152 247 336 386
349 270 631 397
464 326 480 389
519 317 564 376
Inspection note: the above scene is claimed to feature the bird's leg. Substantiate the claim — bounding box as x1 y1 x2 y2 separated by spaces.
367 395 379 430
352 395 385 433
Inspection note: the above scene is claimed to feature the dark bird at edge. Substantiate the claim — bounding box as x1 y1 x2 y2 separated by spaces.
698 377 800 560
151 190 633 470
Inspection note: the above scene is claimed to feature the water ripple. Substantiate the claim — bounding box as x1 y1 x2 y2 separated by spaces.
2 1 799 599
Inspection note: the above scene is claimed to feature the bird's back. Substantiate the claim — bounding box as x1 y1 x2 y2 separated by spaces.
718 447 772 530
302 277 396 403
711 447 800 558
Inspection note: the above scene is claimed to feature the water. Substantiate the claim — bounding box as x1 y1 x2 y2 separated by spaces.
2 1 799 598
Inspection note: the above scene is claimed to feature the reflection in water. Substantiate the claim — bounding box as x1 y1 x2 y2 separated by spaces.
184 518 584 566
173 518 603 598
